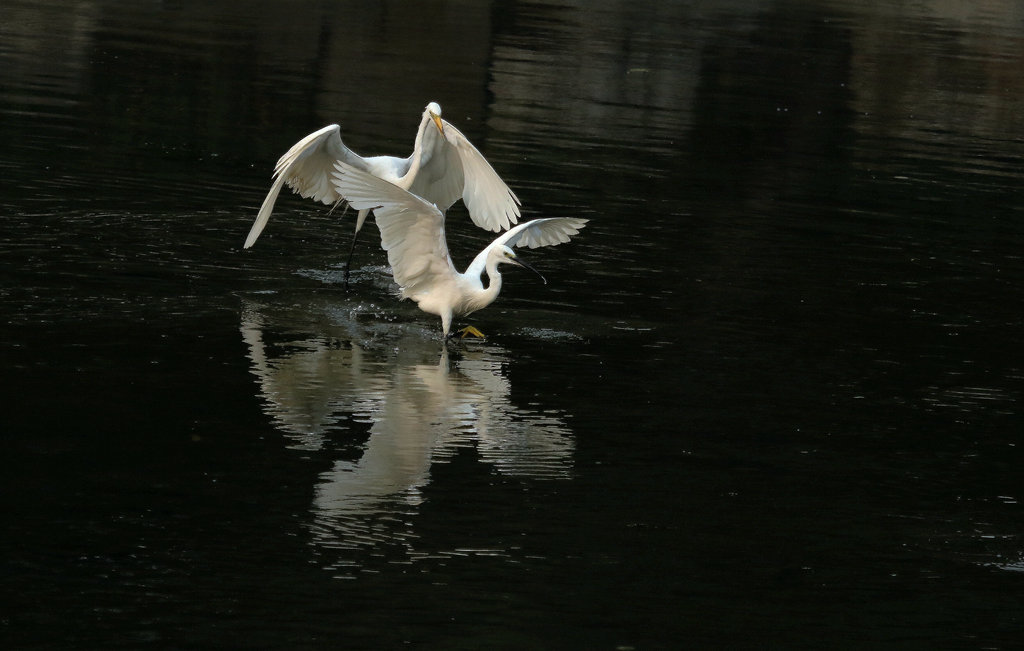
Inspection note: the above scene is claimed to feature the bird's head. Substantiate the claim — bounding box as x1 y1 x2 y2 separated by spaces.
496 245 547 284
426 101 444 136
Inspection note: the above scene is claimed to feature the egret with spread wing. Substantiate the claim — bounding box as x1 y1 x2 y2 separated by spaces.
244 102 521 283
333 162 587 338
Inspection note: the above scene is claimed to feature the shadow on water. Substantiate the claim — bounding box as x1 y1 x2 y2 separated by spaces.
239 295 574 574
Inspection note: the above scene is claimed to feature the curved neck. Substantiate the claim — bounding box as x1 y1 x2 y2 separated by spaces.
403 113 436 183
483 257 504 302
465 256 503 315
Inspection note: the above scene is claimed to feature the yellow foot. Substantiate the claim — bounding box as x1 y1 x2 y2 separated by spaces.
457 325 486 339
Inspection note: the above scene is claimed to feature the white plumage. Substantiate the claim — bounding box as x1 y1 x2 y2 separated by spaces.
244 102 521 278
333 161 587 337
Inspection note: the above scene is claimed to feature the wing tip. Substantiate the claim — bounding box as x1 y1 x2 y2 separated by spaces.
242 230 259 249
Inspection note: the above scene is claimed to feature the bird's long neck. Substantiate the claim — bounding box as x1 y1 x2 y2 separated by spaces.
482 258 503 307
463 254 503 315
403 114 436 184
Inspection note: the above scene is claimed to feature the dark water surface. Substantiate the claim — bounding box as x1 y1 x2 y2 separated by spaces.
3 0 1024 648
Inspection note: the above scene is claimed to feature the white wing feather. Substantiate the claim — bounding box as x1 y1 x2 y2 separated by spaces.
493 217 589 250
446 121 521 232
410 120 521 233
333 162 456 296
244 124 366 249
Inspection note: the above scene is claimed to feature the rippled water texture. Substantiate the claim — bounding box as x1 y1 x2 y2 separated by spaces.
3 0 1024 648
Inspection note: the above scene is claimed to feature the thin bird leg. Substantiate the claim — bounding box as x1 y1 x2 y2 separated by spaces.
343 226 361 289
343 208 373 289
331 201 353 288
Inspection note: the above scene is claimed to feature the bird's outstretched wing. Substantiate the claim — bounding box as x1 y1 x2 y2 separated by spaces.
332 162 457 297
493 217 589 250
410 120 521 233
245 124 367 249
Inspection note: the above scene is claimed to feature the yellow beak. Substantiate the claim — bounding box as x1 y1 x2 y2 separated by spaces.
430 112 444 136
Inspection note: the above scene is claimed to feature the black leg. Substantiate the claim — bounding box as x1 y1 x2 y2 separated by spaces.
343 227 361 290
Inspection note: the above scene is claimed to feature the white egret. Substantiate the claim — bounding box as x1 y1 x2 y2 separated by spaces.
333 162 588 338
243 102 521 283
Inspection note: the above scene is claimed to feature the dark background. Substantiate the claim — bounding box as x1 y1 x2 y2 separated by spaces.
3 0 1024 648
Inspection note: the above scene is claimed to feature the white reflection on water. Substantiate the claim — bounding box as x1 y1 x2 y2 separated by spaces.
239 297 573 564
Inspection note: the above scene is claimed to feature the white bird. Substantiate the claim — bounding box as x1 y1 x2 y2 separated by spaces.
243 102 521 283
333 161 588 338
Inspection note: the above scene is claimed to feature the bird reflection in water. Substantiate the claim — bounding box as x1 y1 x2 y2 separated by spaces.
239 298 574 561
